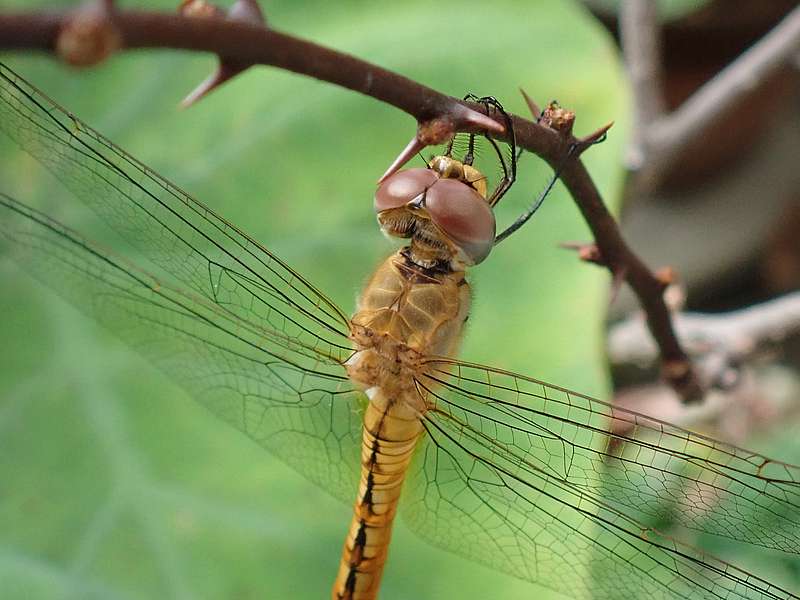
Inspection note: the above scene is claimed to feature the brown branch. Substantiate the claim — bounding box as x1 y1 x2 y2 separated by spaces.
0 6 702 400
554 151 700 400
609 290 800 368
626 4 800 190
0 11 508 140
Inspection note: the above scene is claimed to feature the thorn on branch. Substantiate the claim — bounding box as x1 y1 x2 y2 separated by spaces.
378 117 457 182
181 0 267 108
560 241 606 266
559 241 627 303
454 103 507 135
181 61 244 108
378 102 507 182
56 2 121 67
654 265 677 287
575 121 614 156
378 136 427 183
519 88 542 120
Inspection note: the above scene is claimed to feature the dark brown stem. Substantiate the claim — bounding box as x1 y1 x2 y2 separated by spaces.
0 7 702 400
554 151 701 400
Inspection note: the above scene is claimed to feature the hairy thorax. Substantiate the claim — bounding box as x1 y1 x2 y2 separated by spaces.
347 249 470 414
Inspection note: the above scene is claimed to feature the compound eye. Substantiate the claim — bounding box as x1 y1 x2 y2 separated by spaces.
375 168 438 212
425 179 496 264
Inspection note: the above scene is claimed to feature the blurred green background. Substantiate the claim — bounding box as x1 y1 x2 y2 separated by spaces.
0 0 632 598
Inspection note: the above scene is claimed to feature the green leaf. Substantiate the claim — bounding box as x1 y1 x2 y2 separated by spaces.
0 1 628 599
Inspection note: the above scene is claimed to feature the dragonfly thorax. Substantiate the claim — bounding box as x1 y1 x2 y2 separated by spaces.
374 156 496 269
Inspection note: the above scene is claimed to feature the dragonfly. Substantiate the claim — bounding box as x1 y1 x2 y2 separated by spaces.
0 62 798 600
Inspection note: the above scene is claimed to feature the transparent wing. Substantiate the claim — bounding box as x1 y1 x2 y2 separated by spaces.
402 359 799 600
0 63 351 367
0 194 364 502
5 61 798 599
0 64 364 503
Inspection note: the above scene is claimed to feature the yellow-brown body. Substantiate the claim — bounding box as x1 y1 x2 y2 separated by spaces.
333 249 470 600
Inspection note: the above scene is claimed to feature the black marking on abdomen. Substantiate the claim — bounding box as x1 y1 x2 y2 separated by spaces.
342 519 369 597
363 471 375 514
363 409 389 513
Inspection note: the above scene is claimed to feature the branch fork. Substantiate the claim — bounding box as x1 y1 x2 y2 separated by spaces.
620 1 800 191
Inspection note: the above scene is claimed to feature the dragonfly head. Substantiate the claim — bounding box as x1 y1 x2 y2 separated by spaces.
374 157 496 267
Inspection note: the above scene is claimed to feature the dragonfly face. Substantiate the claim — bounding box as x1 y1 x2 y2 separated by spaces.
374 98 517 272
0 63 798 600
375 158 496 267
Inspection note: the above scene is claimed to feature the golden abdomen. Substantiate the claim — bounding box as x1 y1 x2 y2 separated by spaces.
333 251 470 600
